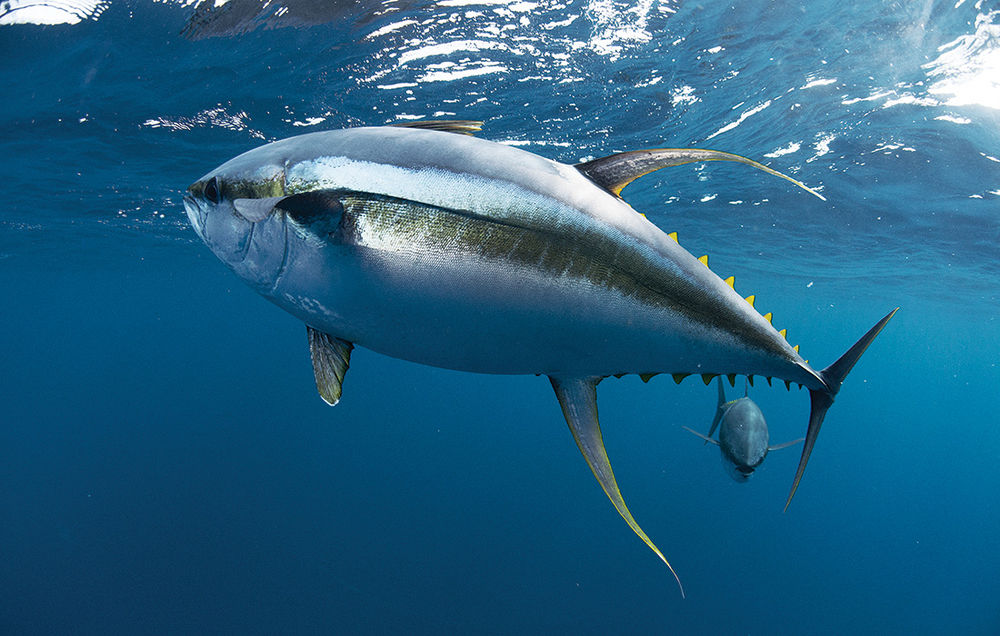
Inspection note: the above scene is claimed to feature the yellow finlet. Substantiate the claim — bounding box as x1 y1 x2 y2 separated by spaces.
747 375 754 387
745 295 755 307
763 312 773 323
766 377 773 386
672 373 689 384
701 373 716 385
727 374 736 387
668 231 678 243
639 373 656 383
698 255 709 267
793 344 800 353
779 328 787 339
724 276 735 288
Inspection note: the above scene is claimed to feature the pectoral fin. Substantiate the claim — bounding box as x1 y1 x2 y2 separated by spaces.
307 326 353 406
549 376 685 597
575 147 826 200
682 426 720 446
768 438 804 452
233 196 285 222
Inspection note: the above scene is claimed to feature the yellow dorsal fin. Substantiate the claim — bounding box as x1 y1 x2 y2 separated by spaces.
672 373 689 384
573 147 827 200
763 312 773 323
745 295 755 307
724 276 735 287
668 231 678 243
698 255 708 267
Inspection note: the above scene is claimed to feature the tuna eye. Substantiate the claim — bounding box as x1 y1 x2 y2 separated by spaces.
204 177 221 204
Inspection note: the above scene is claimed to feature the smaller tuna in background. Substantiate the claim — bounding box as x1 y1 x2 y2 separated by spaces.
684 378 803 482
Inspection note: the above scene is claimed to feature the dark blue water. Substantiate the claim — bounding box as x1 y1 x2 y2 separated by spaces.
2 1 999 633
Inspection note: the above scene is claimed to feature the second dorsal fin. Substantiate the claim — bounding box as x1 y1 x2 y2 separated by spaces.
389 120 483 136
575 147 826 200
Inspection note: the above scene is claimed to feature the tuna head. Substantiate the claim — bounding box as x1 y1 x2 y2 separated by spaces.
184 157 291 293
717 398 770 482
183 142 352 303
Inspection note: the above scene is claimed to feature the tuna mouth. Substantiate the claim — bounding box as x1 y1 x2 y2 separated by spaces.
183 195 205 237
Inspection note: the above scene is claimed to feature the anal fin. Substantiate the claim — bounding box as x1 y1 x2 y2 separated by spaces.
307 326 354 406
549 376 685 597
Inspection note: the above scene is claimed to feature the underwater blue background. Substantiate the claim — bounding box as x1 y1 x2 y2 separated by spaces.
2 0 999 633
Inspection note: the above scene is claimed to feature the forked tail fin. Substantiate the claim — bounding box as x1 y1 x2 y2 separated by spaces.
784 308 899 512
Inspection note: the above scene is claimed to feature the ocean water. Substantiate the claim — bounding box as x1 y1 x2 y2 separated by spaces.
2 0 999 633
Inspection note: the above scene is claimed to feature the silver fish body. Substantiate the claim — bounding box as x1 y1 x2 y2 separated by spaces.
684 379 803 482
185 125 818 385
184 122 896 595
